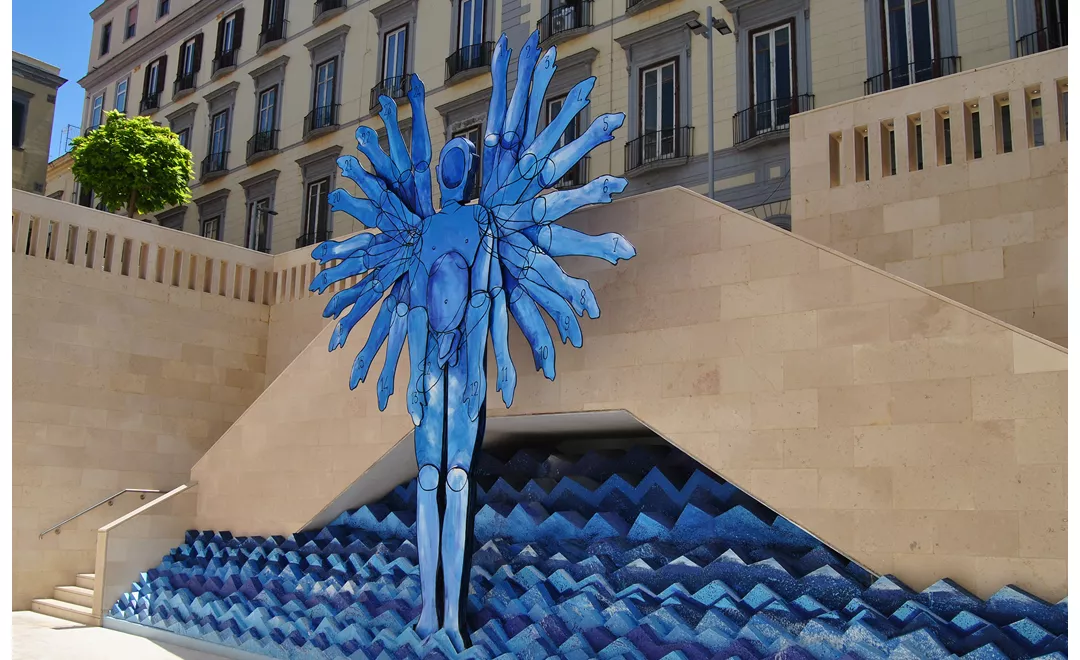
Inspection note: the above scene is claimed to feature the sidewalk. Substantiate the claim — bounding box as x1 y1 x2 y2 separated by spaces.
12 611 231 659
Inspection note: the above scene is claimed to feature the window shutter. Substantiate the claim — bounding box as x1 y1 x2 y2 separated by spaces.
261 0 271 28
194 34 204 71
156 56 168 93
234 9 245 49
175 44 184 79
143 62 153 97
215 18 226 56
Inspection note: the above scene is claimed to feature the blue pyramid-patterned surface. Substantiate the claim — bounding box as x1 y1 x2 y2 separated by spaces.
109 443 1068 659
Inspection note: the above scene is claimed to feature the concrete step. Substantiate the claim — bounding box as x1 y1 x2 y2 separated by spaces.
75 574 95 590
53 585 93 608
30 598 97 626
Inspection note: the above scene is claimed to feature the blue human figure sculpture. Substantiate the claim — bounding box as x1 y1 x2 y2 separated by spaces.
309 30 636 650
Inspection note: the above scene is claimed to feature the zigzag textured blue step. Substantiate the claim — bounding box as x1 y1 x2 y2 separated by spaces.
110 444 1068 659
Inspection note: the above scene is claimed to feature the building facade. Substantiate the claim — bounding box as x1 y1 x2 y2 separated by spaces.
73 0 1065 253
14 52 66 195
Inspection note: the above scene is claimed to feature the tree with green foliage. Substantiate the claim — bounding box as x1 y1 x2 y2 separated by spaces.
70 110 194 218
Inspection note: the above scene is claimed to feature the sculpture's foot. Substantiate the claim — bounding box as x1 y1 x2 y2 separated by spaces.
415 607 439 639
443 626 467 653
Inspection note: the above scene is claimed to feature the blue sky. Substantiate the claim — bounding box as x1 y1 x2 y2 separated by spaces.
14 1 98 160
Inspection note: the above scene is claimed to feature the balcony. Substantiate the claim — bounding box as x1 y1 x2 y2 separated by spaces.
296 228 331 249
732 94 815 149
258 19 288 52
624 126 693 174
626 0 672 16
314 0 346 24
1017 22 1067 57
139 92 161 114
864 56 961 95
538 1 592 45
173 71 196 98
370 75 412 112
446 42 495 84
247 129 279 162
554 157 589 189
304 104 339 140
200 151 229 180
212 49 239 78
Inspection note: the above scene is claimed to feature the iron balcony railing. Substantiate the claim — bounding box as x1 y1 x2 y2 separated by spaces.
139 92 161 113
370 75 412 111
733 94 815 146
201 150 229 178
296 228 331 249
247 129 279 159
212 48 239 75
259 19 288 49
1017 22 1067 57
314 0 346 20
864 56 961 95
304 104 339 137
538 1 593 43
446 42 495 81
174 71 197 95
625 126 693 173
554 157 589 189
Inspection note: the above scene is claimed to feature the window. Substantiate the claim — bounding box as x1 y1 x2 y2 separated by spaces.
125 4 138 40
12 99 26 148
452 125 482 200
180 37 198 77
751 22 794 132
142 56 167 108
907 114 924 171
547 96 586 187
459 0 484 48
935 108 952 165
201 216 221 240
91 94 105 128
158 0 170 18
214 9 244 72
221 12 239 54
315 59 337 110
855 126 869 181
258 86 278 134
100 22 112 56
1028 92 1044 147
247 198 273 252
260 0 287 46
210 110 229 156
640 60 678 160
829 132 842 187
304 178 331 242
880 121 897 175
996 96 1013 154
383 26 408 81
883 0 936 86
1058 81 1067 140
177 127 191 148
965 102 982 160
115 78 128 113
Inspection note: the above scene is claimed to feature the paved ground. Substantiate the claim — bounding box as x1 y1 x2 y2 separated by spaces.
12 611 231 659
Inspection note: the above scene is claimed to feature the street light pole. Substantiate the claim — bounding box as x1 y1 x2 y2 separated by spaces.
706 4 715 200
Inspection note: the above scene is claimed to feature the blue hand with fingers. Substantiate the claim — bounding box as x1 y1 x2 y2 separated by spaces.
309 30 635 651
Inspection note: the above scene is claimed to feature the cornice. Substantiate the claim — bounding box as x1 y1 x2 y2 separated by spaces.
193 188 230 206
304 24 352 51
203 80 241 104
249 55 291 79
80 0 235 91
296 145 344 168
370 0 417 20
614 11 699 49
166 101 198 122
435 87 492 116
239 169 282 189
13 60 67 89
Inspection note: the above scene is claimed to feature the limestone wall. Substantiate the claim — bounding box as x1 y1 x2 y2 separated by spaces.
189 186 1067 600
12 191 272 609
790 49 1068 347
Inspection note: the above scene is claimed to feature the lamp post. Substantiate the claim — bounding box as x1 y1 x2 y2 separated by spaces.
687 9 732 200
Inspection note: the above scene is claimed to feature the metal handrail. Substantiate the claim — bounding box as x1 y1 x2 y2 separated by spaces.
39 488 163 538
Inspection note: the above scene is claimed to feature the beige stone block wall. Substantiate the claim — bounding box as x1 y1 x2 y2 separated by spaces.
190 187 1066 600
12 192 271 609
791 49 1067 346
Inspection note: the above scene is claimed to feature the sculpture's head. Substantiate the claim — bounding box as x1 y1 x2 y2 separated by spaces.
437 136 478 204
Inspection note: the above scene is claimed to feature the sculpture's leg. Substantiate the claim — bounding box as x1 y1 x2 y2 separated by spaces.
413 336 445 639
440 351 485 651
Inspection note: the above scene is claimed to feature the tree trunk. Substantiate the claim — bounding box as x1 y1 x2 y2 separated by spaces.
127 189 138 218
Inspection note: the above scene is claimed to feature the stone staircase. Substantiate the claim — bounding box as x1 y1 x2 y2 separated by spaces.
31 573 97 625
